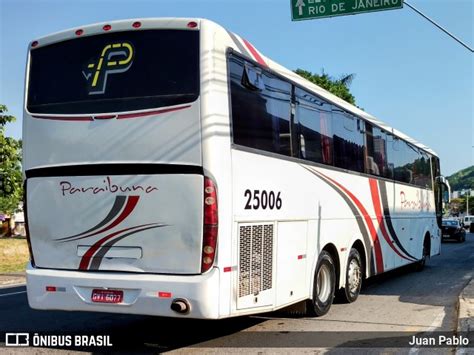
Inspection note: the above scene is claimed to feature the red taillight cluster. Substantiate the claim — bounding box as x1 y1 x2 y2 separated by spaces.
201 177 218 273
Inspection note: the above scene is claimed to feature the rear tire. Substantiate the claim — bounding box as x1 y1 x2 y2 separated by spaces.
306 251 336 317
336 248 362 303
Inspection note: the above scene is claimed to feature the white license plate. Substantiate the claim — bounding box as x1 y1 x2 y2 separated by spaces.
91 289 123 304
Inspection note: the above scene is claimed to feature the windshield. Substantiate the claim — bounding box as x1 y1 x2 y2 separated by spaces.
442 220 458 227
27 30 199 114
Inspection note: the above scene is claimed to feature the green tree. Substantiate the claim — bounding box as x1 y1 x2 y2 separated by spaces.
294 69 356 105
0 104 23 214
448 195 474 215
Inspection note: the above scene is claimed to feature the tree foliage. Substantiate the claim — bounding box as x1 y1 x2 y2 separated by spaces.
0 105 23 214
294 69 356 105
449 196 474 216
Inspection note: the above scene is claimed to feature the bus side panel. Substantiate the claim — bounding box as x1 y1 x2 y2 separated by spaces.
230 149 362 313
392 183 438 259
275 221 308 306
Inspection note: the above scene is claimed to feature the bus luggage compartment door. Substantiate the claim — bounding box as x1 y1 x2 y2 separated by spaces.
26 173 203 274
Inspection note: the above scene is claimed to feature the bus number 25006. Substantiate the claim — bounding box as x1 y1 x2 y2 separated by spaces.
244 189 282 210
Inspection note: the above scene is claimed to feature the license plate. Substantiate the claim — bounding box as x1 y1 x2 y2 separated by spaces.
442 234 450 238
91 289 123 304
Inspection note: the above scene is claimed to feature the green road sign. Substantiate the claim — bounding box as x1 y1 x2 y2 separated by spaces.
291 0 403 21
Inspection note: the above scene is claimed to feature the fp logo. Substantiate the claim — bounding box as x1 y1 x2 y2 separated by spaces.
82 42 134 95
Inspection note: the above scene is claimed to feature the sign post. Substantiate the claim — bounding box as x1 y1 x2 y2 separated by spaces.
291 0 404 21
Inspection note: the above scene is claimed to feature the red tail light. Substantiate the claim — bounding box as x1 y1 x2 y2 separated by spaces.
202 177 218 273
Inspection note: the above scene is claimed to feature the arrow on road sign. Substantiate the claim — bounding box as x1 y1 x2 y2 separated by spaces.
295 0 305 16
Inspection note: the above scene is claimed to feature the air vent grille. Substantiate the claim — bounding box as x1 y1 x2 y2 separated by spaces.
238 223 273 298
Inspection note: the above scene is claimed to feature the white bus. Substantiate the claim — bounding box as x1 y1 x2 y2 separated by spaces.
23 18 450 318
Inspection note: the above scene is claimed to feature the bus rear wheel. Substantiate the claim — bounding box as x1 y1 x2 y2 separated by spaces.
337 248 362 303
307 250 335 317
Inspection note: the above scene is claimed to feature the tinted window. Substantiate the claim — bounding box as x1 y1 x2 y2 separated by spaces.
332 107 365 172
366 124 390 178
412 148 432 188
389 138 431 188
295 88 333 165
390 137 410 183
28 30 199 114
230 56 292 156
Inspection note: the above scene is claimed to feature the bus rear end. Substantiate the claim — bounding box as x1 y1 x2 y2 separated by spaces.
24 19 219 318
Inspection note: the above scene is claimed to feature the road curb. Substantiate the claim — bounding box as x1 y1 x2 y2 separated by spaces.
457 278 473 353
0 272 26 286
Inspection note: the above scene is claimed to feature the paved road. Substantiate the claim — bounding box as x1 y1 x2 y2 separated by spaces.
1 233 473 353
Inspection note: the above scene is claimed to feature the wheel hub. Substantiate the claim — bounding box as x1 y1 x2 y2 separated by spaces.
347 259 361 293
317 264 331 302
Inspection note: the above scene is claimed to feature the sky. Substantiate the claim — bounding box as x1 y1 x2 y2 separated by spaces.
0 0 472 176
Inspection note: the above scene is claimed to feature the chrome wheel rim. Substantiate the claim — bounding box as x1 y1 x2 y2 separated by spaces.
317 264 331 302
347 259 361 294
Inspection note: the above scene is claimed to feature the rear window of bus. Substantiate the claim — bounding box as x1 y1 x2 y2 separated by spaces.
27 30 199 114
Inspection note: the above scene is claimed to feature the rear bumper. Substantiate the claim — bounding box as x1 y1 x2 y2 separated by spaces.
26 263 220 319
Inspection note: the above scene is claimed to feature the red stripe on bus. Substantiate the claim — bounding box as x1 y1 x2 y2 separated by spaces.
242 39 267 67
117 105 191 119
75 196 139 242
93 115 116 120
31 105 191 122
369 179 413 261
78 223 157 270
318 172 384 273
32 115 93 121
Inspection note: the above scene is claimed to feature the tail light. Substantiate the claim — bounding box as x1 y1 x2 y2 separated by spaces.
201 177 218 273
23 183 35 267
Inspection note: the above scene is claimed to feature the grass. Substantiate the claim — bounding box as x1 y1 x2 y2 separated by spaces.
0 237 29 273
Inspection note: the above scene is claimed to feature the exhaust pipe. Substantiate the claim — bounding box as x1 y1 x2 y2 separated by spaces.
170 298 191 314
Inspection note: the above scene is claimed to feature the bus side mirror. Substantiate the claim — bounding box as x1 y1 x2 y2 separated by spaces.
436 176 451 203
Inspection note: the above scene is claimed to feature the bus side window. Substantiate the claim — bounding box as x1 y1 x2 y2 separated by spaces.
365 123 389 178
295 88 333 165
332 108 365 173
229 56 292 157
